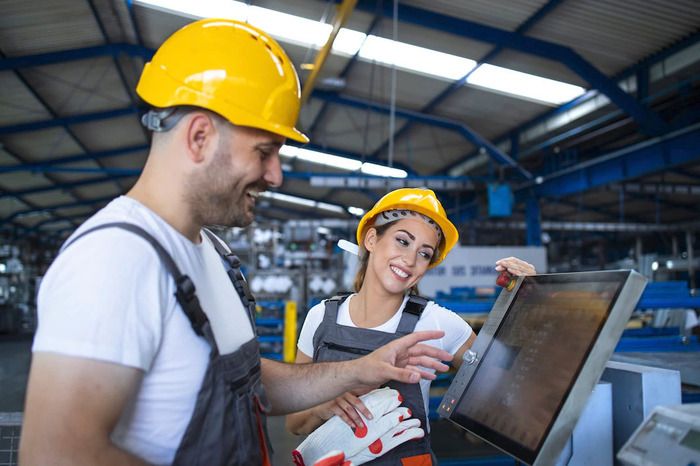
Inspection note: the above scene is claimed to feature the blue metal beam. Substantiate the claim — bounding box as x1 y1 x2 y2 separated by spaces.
0 43 152 71
0 144 148 173
526 196 542 246
444 31 700 175
0 174 135 199
370 0 566 160
313 90 533 179
4 166 142 176
7 165 459 190
527 123 700 198
0 107 138 135
445 72 700 176
1 47 128 195
354 0 666 135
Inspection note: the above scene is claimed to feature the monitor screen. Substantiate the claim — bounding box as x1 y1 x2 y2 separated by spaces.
449 273 627 464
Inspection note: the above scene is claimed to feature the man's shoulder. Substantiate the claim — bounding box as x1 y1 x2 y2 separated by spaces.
62 196 181 262
45 198 178 289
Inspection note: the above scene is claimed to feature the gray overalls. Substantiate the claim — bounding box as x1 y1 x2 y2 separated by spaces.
312 293 436 466
65 223 272 466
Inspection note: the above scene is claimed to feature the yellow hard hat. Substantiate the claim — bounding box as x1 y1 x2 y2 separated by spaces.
356 188 458 267
136 18 308 143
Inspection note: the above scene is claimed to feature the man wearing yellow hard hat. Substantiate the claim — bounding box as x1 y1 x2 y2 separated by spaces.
20 19 454 466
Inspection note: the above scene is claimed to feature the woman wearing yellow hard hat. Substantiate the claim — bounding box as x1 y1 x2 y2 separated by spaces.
287 188 536 464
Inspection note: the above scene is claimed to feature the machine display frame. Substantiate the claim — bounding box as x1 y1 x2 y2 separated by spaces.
438 270 647 466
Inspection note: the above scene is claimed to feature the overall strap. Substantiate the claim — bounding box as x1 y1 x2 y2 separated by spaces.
395 294 428 335
62 222 210 336
201 229 258 329
321 293 352 327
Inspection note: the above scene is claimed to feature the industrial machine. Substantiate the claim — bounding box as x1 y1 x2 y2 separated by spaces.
438 270 647 466
617 403 700 466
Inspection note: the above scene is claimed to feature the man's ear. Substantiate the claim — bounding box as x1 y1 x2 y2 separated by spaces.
364 227 378 253
184 112 217 163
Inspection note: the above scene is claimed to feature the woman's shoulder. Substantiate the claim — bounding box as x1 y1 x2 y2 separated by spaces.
419 299 469 328
421 299 451 315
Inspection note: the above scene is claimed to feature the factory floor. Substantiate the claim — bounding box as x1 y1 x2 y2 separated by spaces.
0 335 500 465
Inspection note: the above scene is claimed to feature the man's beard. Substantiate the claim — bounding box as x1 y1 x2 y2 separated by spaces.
185 142 255 228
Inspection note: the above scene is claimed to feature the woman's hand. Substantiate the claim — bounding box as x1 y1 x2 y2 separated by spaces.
313 390 374 429
495 257 536 276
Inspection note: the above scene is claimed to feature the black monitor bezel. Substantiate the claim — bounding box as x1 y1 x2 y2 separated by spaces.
448 271 629 464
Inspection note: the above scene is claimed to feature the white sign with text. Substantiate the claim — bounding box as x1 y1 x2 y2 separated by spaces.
419 246 548 298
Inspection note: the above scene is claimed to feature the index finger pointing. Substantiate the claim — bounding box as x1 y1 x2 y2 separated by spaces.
407 343 452 363
398 330 445 347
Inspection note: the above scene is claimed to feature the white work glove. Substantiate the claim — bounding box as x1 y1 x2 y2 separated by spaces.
346 418 424 465
292 387 408 466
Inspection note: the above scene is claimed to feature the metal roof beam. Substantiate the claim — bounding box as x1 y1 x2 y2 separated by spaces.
0 144 148 173
354 0 666 136
312 90 533 179
369 0 567 161
444 32 700 176
0 174 136 199
0 43 152 71
0 107 138 135
291 173 475 190
525 123 700 198
468 219 700 233
1 47 127 194
611 182 700 197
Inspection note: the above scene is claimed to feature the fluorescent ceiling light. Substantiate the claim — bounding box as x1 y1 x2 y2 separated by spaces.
360 162 407 178
280 145 361 171
468 64 585 105
359 35 476 81
279 145 406 178
133 0 248 20
331 28 367 56
347 206 365 216
135 0 586 105
247 6 331 49
261 192 345 214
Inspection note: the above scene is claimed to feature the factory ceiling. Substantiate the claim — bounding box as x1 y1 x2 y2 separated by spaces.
0 0 699 243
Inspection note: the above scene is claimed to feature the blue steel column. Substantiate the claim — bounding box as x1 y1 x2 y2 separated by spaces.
526 196 542 246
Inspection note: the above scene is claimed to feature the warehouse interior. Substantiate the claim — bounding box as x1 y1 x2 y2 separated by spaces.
1 0 699 465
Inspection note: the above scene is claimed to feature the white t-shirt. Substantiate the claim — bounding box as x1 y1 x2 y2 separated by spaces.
297 294 472 418
33 196 254 465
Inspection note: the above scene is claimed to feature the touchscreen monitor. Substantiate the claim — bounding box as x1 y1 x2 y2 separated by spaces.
438 270 646 465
